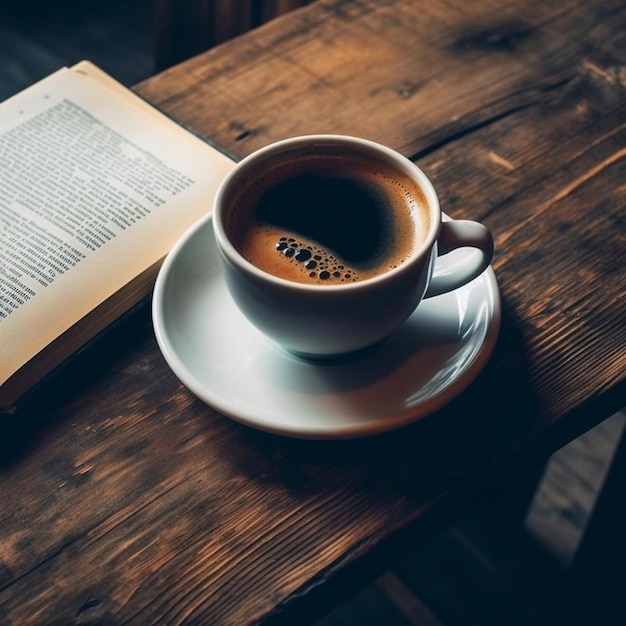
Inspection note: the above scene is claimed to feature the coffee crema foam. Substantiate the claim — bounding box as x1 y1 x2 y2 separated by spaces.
227 153 430 285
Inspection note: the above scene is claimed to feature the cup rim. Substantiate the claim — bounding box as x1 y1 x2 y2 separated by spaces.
213 134 441 292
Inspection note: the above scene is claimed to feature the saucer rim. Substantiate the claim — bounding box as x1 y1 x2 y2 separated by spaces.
152 213 501 439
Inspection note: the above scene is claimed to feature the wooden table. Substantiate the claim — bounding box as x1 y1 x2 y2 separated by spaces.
1 0 625 624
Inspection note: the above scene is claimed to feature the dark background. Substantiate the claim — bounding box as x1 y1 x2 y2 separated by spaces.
1 2 623 624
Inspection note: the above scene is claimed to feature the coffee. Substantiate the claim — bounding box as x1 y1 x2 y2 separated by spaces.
227 152 430 285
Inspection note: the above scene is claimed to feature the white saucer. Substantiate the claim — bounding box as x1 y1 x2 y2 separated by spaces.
152 214 501 439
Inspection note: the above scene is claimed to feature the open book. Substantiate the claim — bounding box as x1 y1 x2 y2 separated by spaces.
0 61 235 411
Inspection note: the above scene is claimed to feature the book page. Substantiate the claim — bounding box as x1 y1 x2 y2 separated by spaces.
0 64 235 390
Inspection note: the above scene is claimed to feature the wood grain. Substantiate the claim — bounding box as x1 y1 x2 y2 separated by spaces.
0 0 625 624
140 0 626 430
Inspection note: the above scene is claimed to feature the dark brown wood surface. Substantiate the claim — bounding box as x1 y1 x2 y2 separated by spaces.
1 0 625 624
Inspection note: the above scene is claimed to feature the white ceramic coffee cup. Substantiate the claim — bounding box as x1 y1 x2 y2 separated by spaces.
213 135 494 358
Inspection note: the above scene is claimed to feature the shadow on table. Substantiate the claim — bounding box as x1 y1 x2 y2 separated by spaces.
219 293 546 530
0 298 154 468
223 296 546 625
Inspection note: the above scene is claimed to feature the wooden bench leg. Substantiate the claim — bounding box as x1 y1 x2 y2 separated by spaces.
155 0 214 70
564 418 626 624
154 0 313 71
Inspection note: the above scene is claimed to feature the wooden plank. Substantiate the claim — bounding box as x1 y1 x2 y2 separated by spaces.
141 0 623 157
139 0 626 431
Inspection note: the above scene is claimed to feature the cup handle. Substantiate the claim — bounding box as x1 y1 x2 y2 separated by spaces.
423 219 494 298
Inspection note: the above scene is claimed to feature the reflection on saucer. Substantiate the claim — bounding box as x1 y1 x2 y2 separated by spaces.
153 214 501 439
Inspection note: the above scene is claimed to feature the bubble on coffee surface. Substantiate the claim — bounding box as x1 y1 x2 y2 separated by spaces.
275 236 359 282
